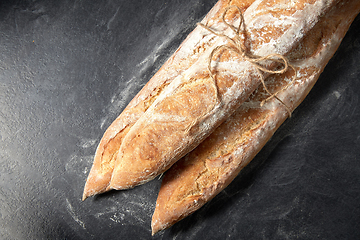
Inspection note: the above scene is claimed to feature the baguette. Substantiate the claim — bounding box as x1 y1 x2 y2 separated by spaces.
151 0 360 234
82 0 255 200
109 0 340 190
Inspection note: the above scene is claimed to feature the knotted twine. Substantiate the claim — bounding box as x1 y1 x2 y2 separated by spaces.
197 5 297 117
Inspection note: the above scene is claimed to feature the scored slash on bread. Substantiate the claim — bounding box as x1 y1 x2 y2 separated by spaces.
151 0 360 234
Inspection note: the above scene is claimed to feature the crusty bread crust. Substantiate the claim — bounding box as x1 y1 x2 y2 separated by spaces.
151 0 360 234
108 0 340 190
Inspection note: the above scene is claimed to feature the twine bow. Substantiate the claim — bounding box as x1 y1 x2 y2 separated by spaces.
198 5 296 117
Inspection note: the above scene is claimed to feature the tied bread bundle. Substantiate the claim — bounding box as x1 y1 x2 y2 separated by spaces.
83 0 341 200
152 0 360 234
82 0 360 234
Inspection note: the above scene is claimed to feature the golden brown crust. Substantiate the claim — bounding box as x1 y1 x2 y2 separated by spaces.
151 0 360 234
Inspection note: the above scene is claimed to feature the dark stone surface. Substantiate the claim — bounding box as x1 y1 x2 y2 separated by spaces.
0 0 359 239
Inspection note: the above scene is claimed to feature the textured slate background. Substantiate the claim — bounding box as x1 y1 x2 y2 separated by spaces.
0 0 359 239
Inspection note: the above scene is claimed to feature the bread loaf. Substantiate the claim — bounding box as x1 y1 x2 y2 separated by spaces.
151 0 360 234
108 0 340 190
82 0 255 200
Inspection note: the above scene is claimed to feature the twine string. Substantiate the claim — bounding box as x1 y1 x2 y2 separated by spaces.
197 5 297 117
